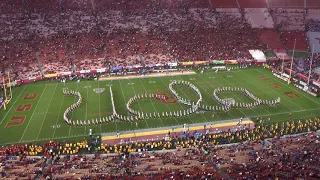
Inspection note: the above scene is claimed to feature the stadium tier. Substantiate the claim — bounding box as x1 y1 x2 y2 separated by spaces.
0 0 320 179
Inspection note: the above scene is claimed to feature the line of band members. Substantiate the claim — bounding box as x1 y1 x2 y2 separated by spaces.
213 87 281 108
63 90 82 124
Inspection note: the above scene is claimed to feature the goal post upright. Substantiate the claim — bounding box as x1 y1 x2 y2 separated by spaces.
7 72 12 102
2 76 7 110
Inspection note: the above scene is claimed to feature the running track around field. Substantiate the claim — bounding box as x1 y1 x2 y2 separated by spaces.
102 120 254 145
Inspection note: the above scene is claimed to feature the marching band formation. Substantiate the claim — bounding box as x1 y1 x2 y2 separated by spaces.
213 87 281 110
62 81 281 126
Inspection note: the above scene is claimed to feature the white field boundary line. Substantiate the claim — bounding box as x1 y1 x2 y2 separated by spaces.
251 107 320 119
19 84 48 142
154 77 188 125
0 85 27 125
52 85 67 138
256 69 320 106
194 73 238 119
219 71 272 115
99 71 196 81
68 82 80 136
36 83 58 140
3 108 320 146
135 78 165 127
242 69 305 110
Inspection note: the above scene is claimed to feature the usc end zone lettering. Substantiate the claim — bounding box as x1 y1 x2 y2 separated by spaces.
284 92 301 99
6 116 26 127
6 93 38 128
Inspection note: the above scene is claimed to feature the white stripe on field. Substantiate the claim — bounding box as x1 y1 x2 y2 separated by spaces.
20 84 48 142
36 83 58 140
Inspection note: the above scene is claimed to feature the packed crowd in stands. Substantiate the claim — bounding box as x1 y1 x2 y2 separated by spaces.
306 19 320 32
1 1 272 81
0 117 319 179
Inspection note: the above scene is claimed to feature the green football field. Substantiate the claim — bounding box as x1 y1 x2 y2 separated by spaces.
0 67 319 145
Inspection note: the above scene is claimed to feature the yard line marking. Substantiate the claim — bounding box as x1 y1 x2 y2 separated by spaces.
135 78 165 127
52 85 67 138
220 70 293 113
19 84 48 142
69 82 80 137
242 69 304 110
193 74 238 119
98 81 102 134
0 86 27 125
175 75 215 123
85 82 89 135
216 71 271 116
151 77 180 125
126 79 152 128
36 83 58 140
256 69 320 106
157 76 195 124
117 80 137 134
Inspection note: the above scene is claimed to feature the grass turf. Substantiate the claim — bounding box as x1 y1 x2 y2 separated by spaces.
0 67 319 145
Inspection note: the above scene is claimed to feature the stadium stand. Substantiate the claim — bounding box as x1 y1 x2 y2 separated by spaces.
0 0 320 179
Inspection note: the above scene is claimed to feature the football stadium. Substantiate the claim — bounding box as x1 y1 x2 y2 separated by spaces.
0 0 320 179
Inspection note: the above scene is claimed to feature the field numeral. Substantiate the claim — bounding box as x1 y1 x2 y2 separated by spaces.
127 83 134 85
270 83 282 89
284 92 300 99
149 81 156 84
208 76 215 79
257 75 270 81
16 104 32 112
106 84 113 87
24 93 38 100
51 125 61 129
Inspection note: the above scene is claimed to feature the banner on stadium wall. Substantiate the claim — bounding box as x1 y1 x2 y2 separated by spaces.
297 73 308 81
194 61 208 65
313 81 320 88
167 62 178 67
282 73 290 78
155 63 164 67
96 68 106 73
181 62 194 66
307 31 320 53
61 72 72 75
212 60 225 64
80 70 91 74
212 66 226 70
44 74 58 78
225 60 238 64
112 66 122 71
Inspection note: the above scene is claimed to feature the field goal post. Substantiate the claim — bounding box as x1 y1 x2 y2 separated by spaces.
1 72 13 111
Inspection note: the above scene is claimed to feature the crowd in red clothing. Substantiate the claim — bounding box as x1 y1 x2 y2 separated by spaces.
0 1 271 81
